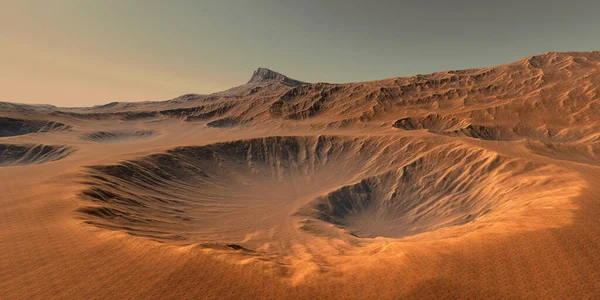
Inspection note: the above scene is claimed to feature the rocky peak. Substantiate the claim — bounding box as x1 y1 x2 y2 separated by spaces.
247 68 305 87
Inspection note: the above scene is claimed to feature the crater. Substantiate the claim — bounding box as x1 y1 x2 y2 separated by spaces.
81 130 155 142
0 117 71 137
392 114 465 132
0 144 75 166
306 156 510 238
206 117 245 128
77 136 578 249
391 114 566 142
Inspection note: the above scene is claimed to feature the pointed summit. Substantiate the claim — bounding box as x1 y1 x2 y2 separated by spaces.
247 68 305 87
249 68 285 82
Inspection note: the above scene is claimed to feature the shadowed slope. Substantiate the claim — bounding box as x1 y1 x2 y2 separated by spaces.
0 117 71 137
0 144 74 166
81 130 155 142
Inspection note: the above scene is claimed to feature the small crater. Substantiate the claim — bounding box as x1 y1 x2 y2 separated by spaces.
81 130 155 142
0 117 71 137
0 144 75 166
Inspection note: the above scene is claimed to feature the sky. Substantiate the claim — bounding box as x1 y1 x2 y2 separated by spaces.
1 0 600 107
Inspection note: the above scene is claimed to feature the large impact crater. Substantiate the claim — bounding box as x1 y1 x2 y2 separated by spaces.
78 136 576 247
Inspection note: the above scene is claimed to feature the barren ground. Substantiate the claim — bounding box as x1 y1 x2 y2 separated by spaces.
2 52 600 299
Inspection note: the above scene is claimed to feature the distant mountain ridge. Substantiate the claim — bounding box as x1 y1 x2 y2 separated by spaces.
2 51 600 139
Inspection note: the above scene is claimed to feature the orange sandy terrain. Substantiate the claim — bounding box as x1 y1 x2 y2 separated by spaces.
2 51 600 299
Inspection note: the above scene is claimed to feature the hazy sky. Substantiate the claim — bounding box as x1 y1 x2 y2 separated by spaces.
2 0 600 107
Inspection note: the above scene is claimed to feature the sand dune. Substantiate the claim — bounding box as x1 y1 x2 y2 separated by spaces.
2 51 600 299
